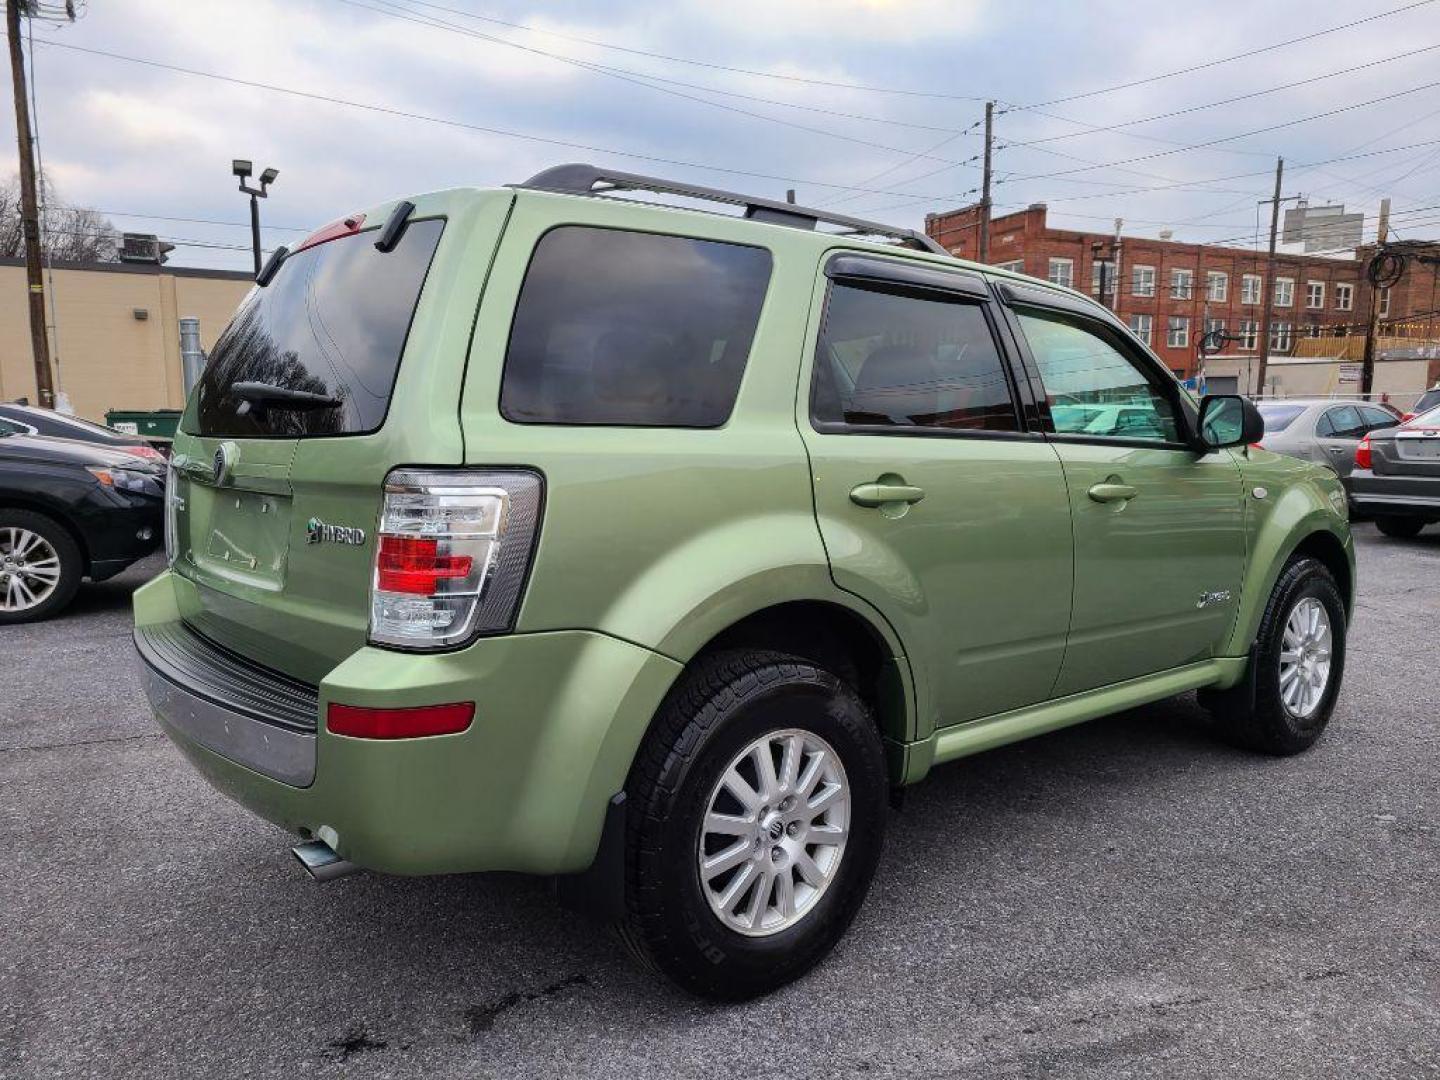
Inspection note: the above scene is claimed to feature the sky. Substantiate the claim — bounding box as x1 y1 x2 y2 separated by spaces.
5 0 1440 270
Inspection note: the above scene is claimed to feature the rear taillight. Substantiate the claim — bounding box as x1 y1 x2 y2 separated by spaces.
1355 435 1372 470
327 701 474 739
368 469 543 648
124 444 166 463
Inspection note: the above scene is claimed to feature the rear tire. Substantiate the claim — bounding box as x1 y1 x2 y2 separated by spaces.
1374 516 1425 538
619 649 887 1000
0 510 82 624
1205 556 1346 756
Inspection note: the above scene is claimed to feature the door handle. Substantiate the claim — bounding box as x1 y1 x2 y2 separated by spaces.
849 482 926 508
1087 481 1138 504
1326 446 1348 455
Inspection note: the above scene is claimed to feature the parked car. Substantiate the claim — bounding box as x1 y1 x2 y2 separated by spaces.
0 402 167 462
1346 403 1440 537
134 165 1355 1000
1400 384 1440 422
1256 398 1402 478
1 430 164 622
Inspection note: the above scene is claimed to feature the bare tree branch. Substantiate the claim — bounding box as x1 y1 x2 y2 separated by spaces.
0 172 120 262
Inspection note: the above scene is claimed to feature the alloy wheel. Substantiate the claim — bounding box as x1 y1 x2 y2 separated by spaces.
1278 597 1332 719
697 728 850 937
0 527 62 613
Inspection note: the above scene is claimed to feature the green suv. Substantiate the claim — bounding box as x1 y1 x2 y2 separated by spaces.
135 165 1354 1000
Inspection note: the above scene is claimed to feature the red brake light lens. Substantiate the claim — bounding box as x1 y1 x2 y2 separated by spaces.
376 535 473 595
124 445 166 462
1354 434 1372 470
327 701 474 739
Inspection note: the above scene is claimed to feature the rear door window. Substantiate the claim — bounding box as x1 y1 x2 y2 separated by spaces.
500 226 772 427
188 218 445 438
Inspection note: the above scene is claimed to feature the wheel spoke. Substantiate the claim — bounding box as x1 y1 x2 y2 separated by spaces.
793 849 827 888
704 811 752 838
744 867 771 929
796 749 826 796
807 781 843 816
718 862 758 913
808 823 847 846
721 767 762 813
702 839 753 881
1280 649 1302 666
753 740 781 801
774 869 796 919
778 734 802 792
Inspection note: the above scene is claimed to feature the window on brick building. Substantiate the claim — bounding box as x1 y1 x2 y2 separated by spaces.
1047 258 1074 288
1379 287 1391 317
1305 281 1325 309
1238 319 1259 349
1204 317 1225 341
1269 322 1293 351
1335 283 1354 311
1274 278 1294 307
1241 274 1262 304
1128 313 1153 345
1305 324 1323 338
1090 259 1116 297
1132 265 1156 297
993 259 1024 275
1166 316 1189 348
1170 268 1193 299
1205 271 1227 302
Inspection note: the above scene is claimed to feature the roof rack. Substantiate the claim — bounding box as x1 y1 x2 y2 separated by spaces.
517 164 949 256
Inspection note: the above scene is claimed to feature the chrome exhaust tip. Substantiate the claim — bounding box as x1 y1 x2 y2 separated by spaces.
291 839 360 882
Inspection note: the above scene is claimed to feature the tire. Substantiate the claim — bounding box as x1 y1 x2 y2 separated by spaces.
0 509 82 625
1206 556 1346 756
1374 516 1425 539
619 649 887 1000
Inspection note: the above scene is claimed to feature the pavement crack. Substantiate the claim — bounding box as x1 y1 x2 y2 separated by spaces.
0 732 164 754
464 974 590 1036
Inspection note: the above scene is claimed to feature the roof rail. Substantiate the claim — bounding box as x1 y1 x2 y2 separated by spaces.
517 163 949 256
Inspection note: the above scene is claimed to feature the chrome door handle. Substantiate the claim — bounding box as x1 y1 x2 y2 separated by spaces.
1087 482 1138 503
849 482 926 508
1327 446 1348 455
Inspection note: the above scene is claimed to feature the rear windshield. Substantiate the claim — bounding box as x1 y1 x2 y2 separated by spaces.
1414 389 1440 414
1258 403 1306 432
500 226 772 427
187 218 444 438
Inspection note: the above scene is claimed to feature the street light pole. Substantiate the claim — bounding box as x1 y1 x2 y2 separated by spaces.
232 159 278 278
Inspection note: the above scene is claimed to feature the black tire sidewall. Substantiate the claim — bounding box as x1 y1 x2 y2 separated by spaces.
1253 560 1347 750
1375 516 1425 539
636 664 886 998
0 510 82 624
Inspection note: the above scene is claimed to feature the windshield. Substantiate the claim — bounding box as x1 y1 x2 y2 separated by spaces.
0 417 26 437
186 218 444 438
1258 403 1306 432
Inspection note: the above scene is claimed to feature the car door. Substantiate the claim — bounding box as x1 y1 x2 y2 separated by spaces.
799 254 1073 731
998 281 1246 696
1315 405 1367 476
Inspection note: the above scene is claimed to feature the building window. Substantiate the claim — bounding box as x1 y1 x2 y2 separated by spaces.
1047 258 1074 288
1274 278 1294 307
1238 319 1259 350
1305 323 1323 338
1203 317 1225 348
1305 281 1325 309
1132 265 1156 297
1170 268 1193 300
1090 259 1116 297
1205 271 1228 302
1241 274 1262 304
1269 322 1293 351
1166 316 1189 348
1335 283 1354 311
993 259 1024 274
1128 313 1153 345
1379 287 1391 317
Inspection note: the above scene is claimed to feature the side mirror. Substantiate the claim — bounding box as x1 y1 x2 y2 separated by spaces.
1196 394 1264 450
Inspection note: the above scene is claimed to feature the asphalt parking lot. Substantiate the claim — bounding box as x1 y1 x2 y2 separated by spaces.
1 525 1437 1080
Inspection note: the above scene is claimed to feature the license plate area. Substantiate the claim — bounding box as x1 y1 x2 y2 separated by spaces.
1398 437 1440 460
190 484 294 586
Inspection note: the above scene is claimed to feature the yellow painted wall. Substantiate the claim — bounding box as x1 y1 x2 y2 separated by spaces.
0 262 251 423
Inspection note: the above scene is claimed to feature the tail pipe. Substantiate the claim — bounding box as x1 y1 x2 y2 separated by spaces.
291 839 361 882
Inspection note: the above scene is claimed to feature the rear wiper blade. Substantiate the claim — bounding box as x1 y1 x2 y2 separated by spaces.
230 381 341 412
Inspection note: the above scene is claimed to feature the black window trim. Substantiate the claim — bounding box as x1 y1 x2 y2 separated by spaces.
181 215 447 441
993 279 1202 453
1320 404 1365 440
497 222 775 430
808 253 1035 441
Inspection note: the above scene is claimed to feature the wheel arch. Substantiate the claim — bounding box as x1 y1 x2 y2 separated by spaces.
0 497 91 572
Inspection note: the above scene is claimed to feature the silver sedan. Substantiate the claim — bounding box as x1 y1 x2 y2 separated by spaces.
1256 398 1403 478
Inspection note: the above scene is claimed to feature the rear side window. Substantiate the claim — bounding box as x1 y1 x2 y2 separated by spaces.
812 283 1019 431
188 219 445 438
500 227 771 427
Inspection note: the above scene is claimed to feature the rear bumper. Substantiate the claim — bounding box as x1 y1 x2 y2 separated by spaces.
1344 470 1440 519
133 570 682 877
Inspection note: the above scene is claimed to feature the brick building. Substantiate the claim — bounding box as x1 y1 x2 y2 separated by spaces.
925 202 1381 381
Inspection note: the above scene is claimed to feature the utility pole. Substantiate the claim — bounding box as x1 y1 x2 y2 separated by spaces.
1110 217 1123 314
1255 156 1284 398
978 100 994 264
6 0 55 407
1361 197 1391 397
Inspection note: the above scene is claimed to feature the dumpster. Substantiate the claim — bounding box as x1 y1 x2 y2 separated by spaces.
104 408 183 442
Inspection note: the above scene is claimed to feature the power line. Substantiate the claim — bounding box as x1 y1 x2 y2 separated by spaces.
92 209 309 233
1014 0 1436 109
